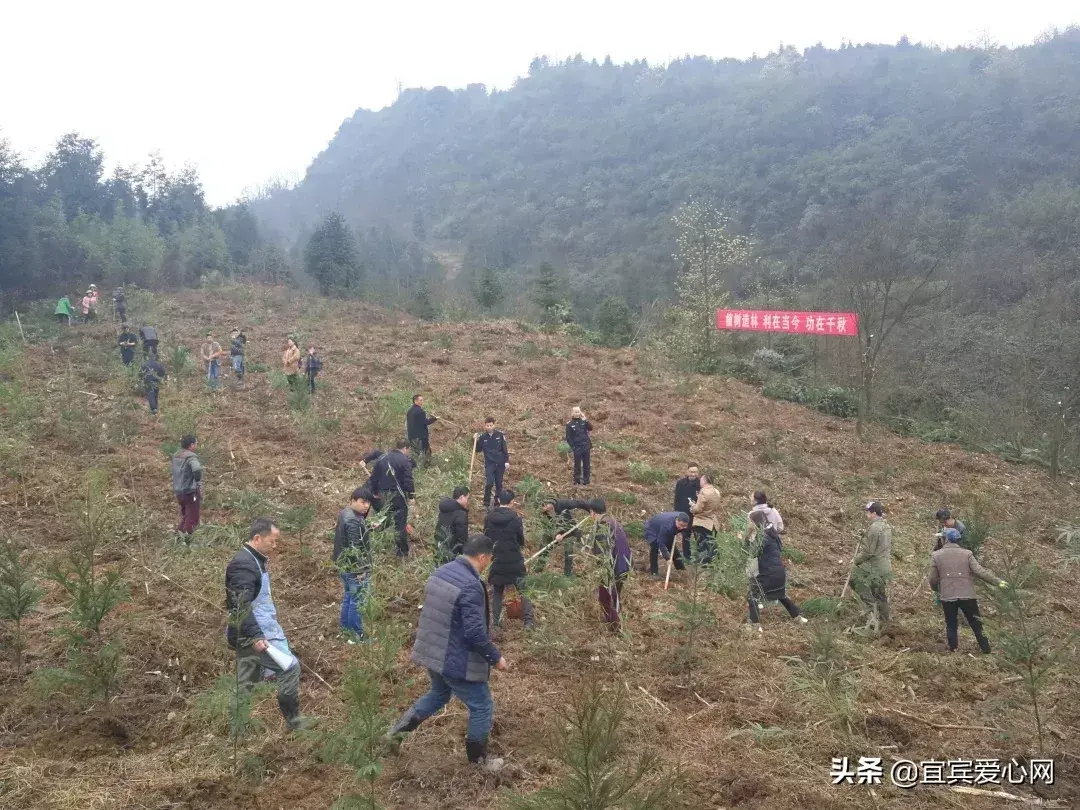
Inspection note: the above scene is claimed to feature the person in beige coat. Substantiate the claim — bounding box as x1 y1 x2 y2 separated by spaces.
688 471 722 564
928 528 1008 653
282 337 301 390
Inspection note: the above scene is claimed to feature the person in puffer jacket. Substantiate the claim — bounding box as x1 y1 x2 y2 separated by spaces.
484 490 535 629
435 487 470 564
385 534 508 772
746 511 806 633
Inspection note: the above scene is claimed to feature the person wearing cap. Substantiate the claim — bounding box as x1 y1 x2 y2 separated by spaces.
853 502 892 629
588 499 631 631
80 290 95 324
386 534 508 772
565 406 593 486
933 508 967 551
484 489 534 629
201 331 225 389
225 517 315 732
229 328 246 383
928 528 1006 653
333 487 373 639
645 511 690 580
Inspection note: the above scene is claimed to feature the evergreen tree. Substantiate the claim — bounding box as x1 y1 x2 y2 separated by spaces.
533 262 573 325
304 212 361 296
475 266 503 310
595 295 633 347
671 201 751 370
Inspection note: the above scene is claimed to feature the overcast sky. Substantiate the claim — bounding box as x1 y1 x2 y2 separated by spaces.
2 1 1075 206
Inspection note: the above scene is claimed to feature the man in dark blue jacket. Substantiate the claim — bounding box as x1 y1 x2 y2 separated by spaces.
565 406 593 486
475 417 510 509
333 487 372 639
386 534 508 772
367 439 415 557
645 511 690 579
407 394 438 458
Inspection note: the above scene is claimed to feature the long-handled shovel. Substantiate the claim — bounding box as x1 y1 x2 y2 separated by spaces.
663 541 678 590
839 541 861 599
467 433 479 485
525 517 591 564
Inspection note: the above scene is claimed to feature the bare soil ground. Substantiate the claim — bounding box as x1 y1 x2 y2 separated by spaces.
1 284 1078 809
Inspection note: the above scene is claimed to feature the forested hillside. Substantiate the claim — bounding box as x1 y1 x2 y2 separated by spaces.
253 30 1080 469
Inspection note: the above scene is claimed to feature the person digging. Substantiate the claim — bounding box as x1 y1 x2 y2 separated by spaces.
534 496 591 576
386 533 508 772
645 511 689 581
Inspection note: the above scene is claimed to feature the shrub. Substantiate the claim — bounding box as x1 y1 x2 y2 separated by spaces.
628 461 666 485
814 387 859 419
762 377 807 405
752 347 787 371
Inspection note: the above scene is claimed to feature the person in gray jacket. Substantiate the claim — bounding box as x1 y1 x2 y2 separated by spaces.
171 435 203 535
386 534 508 772
929 528 1007 653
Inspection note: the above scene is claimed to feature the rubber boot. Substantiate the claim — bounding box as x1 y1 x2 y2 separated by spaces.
385 709 424 751
465 738 504 773
279 694 317 732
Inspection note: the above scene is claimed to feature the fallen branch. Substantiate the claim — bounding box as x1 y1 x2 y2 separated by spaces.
887 707 1000 732
948 786 1056 806
637 685 670 714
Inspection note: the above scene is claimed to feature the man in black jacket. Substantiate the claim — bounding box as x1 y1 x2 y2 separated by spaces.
367 439 415 557
565 406 593 486
407 394 438 458
224 518 314 731
138 325 159 358
534 497 591 575
673 463 701 561
435 486 470 564
140 353 168 415
117 324 137 366
475 417 510 509
334 488 372 639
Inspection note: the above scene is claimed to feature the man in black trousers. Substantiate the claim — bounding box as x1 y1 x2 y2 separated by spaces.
407 394 438 458
367 439 415 557
475 417 510 509
673 463 701 561
565 406 593 486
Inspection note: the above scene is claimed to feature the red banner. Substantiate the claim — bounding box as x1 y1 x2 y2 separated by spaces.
716 309 858 336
